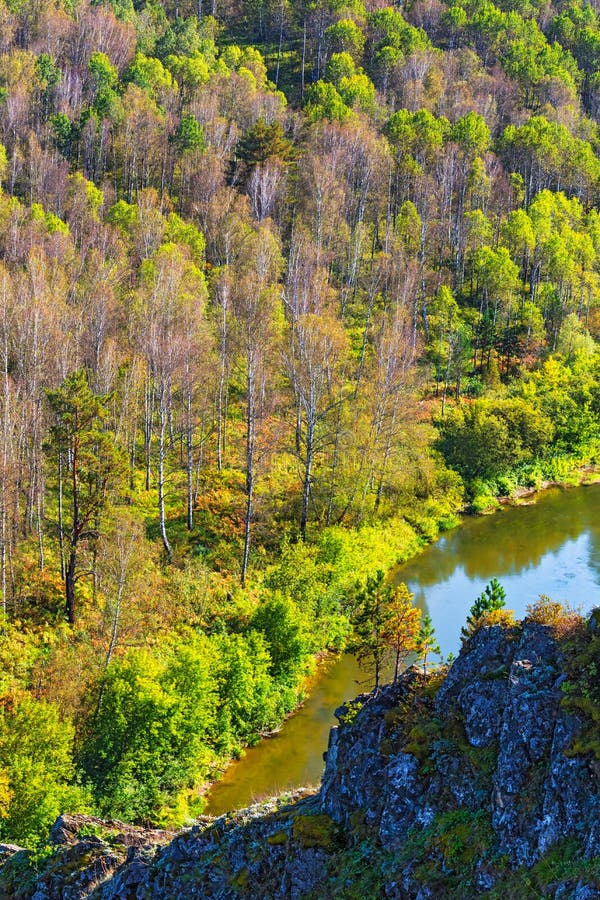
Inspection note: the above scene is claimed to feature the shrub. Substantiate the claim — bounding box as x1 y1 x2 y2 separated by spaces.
526 594 582 635
79 640 218 824
0 694 90 847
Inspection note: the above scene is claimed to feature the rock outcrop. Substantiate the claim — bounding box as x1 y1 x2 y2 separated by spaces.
1 614 599 898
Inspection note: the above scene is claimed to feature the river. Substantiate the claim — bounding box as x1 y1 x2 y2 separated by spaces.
205 483 600 815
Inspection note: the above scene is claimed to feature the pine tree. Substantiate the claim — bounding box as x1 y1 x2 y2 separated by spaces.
46 371 124 624
350 571 390 690
415 614 440 675
462 577 506 639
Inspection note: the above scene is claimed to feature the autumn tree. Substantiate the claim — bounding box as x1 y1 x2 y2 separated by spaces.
233 225 283 584
286 310 348 539
382 582 421 681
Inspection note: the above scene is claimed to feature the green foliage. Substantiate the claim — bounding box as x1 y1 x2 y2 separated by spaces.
325 52 356 85
451 111 490 156
562 621 600 755
368 8 431 56
251 595 312 684
500 116 600 201
350 570 391 688
124 52 175 97
79 640 218 823
415 614 440 674
484 839 600 898
304 80 352 122
462 577 507 638
350 572 421 687
0 694 90 847
46 370 125 623
51 113 76 158
397 808 495 892
436 396 556 485
105 198 137 231
213 630 286 745
35 53 60 90
173 114 206 153
164 212 206 264
235 118 293 168
325 19 365 63
88 52 118 90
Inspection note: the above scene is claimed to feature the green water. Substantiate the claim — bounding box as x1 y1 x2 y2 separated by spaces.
205 484 600 816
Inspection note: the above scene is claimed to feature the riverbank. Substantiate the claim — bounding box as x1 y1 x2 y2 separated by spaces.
483 463 600 512
203 481 600 814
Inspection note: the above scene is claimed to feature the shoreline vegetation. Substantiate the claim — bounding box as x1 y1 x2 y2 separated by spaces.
478 462 600 511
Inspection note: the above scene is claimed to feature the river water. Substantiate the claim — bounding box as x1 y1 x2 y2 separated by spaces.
205 484 600 815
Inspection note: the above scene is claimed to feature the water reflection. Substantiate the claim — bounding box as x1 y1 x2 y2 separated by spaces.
396 486 600 657
205 653 366 816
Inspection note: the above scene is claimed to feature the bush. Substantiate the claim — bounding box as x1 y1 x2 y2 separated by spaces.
470 480 499 513
251 595 312 685
526 594 582 635
0 694 90 847
79 639 218 824
213 631 285 745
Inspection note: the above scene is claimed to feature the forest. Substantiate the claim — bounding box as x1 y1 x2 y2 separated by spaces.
0 0 600 847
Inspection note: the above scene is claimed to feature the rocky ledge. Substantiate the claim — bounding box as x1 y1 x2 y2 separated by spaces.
1 612 600 898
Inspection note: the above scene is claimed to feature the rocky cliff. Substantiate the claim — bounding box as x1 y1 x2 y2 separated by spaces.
2 612 600 899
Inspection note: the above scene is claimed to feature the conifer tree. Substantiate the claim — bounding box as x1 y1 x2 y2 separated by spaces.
462 577 506 639
415 613 440 675
46 371 123 624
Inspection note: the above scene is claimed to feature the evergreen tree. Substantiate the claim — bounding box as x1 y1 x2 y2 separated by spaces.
463 578 507 639
350 571 390 690
415 614 440 675
46 371 124 624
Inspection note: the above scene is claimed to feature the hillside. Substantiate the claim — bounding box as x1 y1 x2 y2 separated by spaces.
2 0 600 849
2 609 599 898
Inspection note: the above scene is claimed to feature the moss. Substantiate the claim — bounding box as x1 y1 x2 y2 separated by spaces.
424 669 448 698
266 829 288 845
484 838 600 898
0 850 40 900
467 742 498 778
379 736 393 756
395 808 495 894
349 810 368 840
292 814 339 851
76 823 123 846
481 664 509 681
305 840 390 900
383 707 403 729
229 865 249 891
560 620 600 759
402 718 443 763
382 677 442 761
